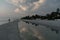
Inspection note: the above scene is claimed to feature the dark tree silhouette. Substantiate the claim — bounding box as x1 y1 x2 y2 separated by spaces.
21 8 60 20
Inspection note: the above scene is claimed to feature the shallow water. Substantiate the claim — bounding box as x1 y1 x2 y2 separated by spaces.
0 20 60 40
18 21 60 40
0 22 8 25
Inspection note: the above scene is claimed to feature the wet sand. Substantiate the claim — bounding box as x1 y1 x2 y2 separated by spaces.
0 21 20 40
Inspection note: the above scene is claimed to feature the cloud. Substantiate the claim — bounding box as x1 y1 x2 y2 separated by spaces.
32 1 40 10
6 0 45 12
14 8 20 13
6 0 19 5
6 0 28 12
12 0 19 4
28 0 46 14
14 5 28 13
19 5 28 11
25 0 39 3
6 0 49 16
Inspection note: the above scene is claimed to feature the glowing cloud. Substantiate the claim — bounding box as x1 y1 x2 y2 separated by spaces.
14 8 20 13
32 2 40 10
12 0 19 4
39 0 45 3
19 5 28 11
32 0 46 11
6 0 19 5
19 0 26 3
14 5 28 13
6 0 46 15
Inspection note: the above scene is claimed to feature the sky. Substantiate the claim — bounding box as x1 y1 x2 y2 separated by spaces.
0 0 60 20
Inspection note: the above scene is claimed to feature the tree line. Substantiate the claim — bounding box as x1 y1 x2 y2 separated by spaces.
21 8 60 20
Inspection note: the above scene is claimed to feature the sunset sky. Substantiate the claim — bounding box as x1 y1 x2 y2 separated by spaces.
0 0 60 20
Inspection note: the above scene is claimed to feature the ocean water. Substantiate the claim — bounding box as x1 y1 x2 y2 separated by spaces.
0 19 60 40
0 21 8 25
18 21 60 40
0 18 16 25
0 22 7 25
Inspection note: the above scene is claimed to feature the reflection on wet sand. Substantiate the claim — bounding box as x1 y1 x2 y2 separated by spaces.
18 21 45 40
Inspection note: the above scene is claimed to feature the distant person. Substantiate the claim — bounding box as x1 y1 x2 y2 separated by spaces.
8 18 10 22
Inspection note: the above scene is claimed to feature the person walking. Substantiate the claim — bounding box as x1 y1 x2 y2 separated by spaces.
8 18 10 22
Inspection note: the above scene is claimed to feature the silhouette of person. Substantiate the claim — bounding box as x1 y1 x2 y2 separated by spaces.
8 18 10 22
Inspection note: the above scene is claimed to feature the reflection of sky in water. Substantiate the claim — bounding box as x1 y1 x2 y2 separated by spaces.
18 21 60 40
18 21 44 40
